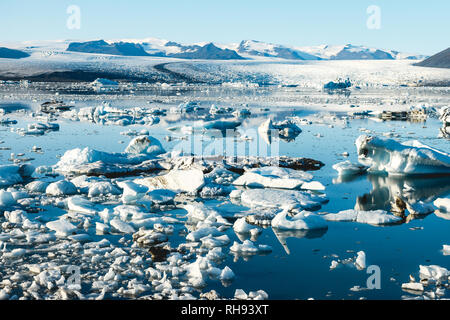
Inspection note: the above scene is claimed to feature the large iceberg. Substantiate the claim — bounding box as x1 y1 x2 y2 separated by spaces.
356 135 450 175
54 136 165 176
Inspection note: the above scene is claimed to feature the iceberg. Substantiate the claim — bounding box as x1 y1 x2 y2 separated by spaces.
124 136 165 156
232 166 321 190
434 198 450 212
271 210 327 230
258 118 301 144
419 265 449 281
356 135 450 175
333 161 368 176
46 219 77 236
230 240 272 254
323 209 402 225
54 137 165 176
240 189 327 211
203 119 242 131
134 169 205 193
46 180 78 196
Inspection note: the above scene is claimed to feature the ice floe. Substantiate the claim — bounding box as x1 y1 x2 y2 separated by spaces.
46 180 78 196
135 169 205 193
233 166 324 190
434 198 450 212
271 210 327 230
323 209 402 225
356 135 450 175
333 161 368 176
240 188 327 211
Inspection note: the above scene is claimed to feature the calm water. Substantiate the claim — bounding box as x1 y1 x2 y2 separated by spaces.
1 98 449 300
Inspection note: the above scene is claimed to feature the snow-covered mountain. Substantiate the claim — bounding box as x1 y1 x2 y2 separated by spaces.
296 44 427 60
236 40 321 60
66 40 244 60
0 38 426 61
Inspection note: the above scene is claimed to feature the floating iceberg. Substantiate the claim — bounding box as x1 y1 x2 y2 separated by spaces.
240 189 327 211
434 198 450 212
203 119 242 131
46 180 78 196
54 137 165 176
233 166 316 190
356 135 450 175
134 169 205 193
355 251 366 269
230 240 272 254
258 118 301 144
419 265 449 281
323 209 402 225
124 136 165 156
271 210 327 230
333 161 368 176
46 219 77 236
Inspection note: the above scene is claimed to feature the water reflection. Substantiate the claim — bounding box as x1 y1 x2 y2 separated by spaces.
272 228 328 255
354 175 450 212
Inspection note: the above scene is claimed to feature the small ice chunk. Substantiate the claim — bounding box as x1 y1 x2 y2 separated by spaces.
67 196 97 215
220 266 235 281
401 282 424 292
124 135 165 156
434 198 450 212
25 181 50 193
0 190 16 208
46 219 77 236
443 245 450 256
46 180 77 196
110 219 135 234
241 189 325 211
332 160 368 176
186 227 222 242
233 217 261 234
135 169 205 193
233 166 312 190
419 265 449 281
271 210 327 230
117 181 148 204
324 209 402 225
230 240 272 254
234 289 248 300
301 181 325 191
355 251 366 269
146 189 177 204
3 248 27 259
88 181 121 197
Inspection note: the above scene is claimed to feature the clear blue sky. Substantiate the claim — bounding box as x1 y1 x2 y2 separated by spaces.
0 0 448 55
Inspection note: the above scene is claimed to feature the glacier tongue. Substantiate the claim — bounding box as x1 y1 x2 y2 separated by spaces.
356 135 450 175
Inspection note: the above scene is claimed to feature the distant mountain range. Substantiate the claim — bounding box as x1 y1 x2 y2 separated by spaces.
0 38 428 61
414 47 450 69
67 40 150 56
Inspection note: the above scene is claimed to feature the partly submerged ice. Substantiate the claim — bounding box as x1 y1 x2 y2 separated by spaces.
356 135 450 175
